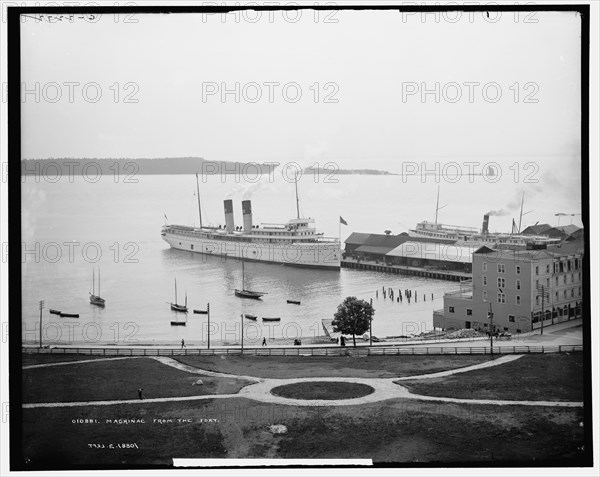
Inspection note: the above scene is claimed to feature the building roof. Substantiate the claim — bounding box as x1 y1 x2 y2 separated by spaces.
344 232 372 245
362 234 409 248
355 245 401 255
386 241 475 263
474 241 584 261
521 224 552 235
554 224 581 235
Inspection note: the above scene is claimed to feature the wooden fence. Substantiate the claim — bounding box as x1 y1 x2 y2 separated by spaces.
22 344 583 357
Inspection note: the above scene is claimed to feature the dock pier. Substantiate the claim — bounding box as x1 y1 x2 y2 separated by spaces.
341 259 471 282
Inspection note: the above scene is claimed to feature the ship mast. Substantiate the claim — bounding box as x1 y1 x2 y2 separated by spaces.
518 192 525 234
294 171 300 219
434 185 440 224
195 173 203 228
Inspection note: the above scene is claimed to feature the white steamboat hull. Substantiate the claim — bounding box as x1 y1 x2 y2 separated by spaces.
162 232 341 269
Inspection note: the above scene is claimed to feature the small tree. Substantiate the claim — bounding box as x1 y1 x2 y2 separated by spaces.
332 296 375 347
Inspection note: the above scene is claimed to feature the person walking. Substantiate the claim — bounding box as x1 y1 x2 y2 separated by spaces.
181 339 186 349
262 337 267 346
138 388 144 400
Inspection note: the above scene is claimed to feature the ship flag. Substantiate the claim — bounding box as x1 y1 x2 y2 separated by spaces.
340 216 348 226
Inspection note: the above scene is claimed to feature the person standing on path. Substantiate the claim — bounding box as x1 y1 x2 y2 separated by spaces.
138 388 144 400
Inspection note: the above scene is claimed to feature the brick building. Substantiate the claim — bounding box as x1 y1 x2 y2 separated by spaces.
433 241 584 334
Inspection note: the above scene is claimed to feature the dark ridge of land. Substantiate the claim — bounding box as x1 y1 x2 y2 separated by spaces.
20 158 394 176
20 157 276 175
303 167 397 175
400 353 584 402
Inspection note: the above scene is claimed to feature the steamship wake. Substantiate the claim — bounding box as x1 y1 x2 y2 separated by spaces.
161 175 341 269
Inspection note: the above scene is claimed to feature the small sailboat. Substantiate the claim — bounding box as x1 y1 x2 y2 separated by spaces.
170 278 188 313
89 269 105 307
234 260 265 299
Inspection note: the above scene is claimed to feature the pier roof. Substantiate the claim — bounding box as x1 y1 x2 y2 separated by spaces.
386 241 475 263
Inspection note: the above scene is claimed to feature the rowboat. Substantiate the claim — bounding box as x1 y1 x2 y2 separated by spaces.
244 314 258 320
49 309 61 315
59 313 79 318
193 309 208 314
262 317 281 322
286 299 301 305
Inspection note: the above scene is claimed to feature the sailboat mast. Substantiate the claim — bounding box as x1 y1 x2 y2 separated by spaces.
435 185 440 224
92 270 95 295
195 173 203 228
518 192 525 234
174 278 178 303
294 172 300 220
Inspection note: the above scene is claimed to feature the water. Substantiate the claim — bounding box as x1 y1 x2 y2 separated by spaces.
23 170 571 346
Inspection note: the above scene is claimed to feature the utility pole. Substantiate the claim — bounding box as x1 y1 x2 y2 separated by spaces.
369 298 373 347
207 302 210 350
240 313 244 354
536 284 548 335
39 300 44 348
488 301 494 355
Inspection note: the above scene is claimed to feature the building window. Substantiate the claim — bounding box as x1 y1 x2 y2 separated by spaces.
497 277 505 288
483 291 488 302
483 276 487 286
516 266 521 275
497 264 505 273
516 295 521 305
555 276 559 286
571 289 575 298
497 292 506 303
536 296 540 305
555 291 559 301
508 315 515 323
535 280 539 289
563 275 567 284
546 278 550 287
516 279 521 290
563 290 567 299
546 264 550 274
571 273 574 283
575 258 579 269
483 262 487 272
449 306 455 313
535 266 539 275
467 309 472 316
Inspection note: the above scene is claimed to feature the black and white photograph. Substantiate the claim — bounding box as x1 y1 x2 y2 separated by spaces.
2 1 598 474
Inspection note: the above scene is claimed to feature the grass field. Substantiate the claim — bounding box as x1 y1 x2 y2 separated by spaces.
21 397 586 467
23 358 250 403
174 354 491 379
19 352 589 468
271 382 375 400
401 353 584 401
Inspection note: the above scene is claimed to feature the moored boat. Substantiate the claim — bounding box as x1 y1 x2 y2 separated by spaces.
59 313 79 318
262 317 281 322
170 278 188 313
244 314 257 320
286 299 301 305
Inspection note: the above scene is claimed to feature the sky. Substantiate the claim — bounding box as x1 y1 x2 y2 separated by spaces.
18 8 584 226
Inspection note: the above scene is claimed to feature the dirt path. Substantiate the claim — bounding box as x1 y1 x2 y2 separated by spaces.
22 353 583 409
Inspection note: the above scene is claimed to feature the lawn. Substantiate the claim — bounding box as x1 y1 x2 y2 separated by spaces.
22 357 251 403
271 382 375 400
22 353 119 367
20 397 587 468
400 353 584 401
174 354 491 379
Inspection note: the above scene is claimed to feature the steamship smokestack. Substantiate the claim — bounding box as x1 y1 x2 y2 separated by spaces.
242 200 253 233
224 199 234 233
482 214 490 235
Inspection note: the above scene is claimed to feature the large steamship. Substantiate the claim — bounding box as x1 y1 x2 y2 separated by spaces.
161 175 341 269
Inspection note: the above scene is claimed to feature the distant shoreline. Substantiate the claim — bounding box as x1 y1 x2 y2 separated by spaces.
21 158 395 176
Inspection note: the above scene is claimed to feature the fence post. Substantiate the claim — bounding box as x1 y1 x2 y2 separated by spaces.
455 347 457 355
